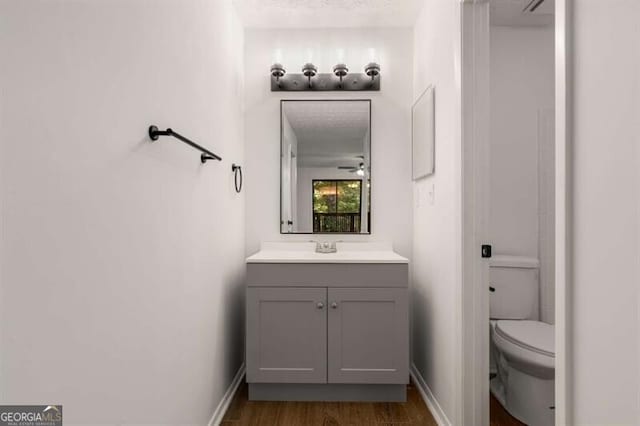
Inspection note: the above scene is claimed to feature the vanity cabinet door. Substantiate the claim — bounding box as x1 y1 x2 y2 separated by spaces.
327 288 408 384
247 287 327 383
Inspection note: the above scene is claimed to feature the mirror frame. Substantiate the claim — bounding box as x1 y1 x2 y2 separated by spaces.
279 99 372 235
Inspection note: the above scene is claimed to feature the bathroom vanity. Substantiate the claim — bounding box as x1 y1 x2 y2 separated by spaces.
246 242 409 402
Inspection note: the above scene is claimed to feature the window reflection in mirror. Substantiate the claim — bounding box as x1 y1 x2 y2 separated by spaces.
281 100 371 234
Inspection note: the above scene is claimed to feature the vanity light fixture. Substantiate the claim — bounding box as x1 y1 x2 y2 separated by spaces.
333 63 349 88
364 62 381 81
270 63 286 86
270 61 380 92
301 63 318 88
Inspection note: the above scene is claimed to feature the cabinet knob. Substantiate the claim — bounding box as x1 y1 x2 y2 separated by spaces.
317 302 325 309
331 302 338 309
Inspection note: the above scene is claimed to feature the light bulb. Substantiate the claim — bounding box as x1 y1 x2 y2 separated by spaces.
272 48 283 65
367 47 377 63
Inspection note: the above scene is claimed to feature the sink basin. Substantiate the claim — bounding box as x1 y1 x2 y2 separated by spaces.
246 242 408 264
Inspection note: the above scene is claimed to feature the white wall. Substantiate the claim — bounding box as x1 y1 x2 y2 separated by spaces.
244 28 413 257
570 0 640 423
0 1 245 424
411 0 462 423
489 25 555 323
490 26 554 256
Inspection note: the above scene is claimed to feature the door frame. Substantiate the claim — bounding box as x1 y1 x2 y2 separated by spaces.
459 0 571 424
459 1 491 425
553 0 571 423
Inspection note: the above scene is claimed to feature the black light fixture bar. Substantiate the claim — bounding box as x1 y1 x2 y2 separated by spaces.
148 125 222 163
270 62 380 92
271 73 380 91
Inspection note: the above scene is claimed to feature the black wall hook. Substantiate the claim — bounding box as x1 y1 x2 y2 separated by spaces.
232 163 243 193
148 125 222 163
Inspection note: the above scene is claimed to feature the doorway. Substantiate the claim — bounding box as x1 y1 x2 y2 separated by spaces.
460 0 568 424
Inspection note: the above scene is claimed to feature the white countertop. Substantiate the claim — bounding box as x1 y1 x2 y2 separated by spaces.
246 242 409 264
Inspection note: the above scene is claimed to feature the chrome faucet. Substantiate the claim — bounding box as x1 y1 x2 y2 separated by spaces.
312 240 337 253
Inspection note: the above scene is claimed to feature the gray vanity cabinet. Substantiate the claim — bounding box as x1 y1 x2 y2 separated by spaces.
246 262 409 401
327 288 408 384
246 287 327 383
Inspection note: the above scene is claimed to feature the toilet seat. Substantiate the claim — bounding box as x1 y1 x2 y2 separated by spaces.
492 320 555 377
495 320 555 358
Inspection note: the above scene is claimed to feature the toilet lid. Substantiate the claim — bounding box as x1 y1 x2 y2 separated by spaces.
495 320 555 357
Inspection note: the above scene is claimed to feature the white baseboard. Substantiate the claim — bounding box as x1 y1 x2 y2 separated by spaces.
410 364 452 426
208 363 246 426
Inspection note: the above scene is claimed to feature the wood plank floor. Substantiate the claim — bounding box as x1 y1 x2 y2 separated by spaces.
221 380 525 425
490 394 526 426
221 380 437 425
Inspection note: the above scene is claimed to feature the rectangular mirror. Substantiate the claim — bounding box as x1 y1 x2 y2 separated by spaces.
281 100 371 234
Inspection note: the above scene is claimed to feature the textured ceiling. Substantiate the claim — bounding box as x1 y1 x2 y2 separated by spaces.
234 0 424 28
283 101 369 167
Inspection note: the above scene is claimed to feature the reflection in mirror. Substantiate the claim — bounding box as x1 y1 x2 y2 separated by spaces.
281 100 371 234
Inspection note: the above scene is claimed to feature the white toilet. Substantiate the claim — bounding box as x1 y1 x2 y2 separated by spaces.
489 255 555 426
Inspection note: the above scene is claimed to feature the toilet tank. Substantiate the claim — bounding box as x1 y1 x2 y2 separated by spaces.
490 255 540 320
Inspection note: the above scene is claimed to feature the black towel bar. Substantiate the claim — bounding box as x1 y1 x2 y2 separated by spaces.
148 125 222 163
